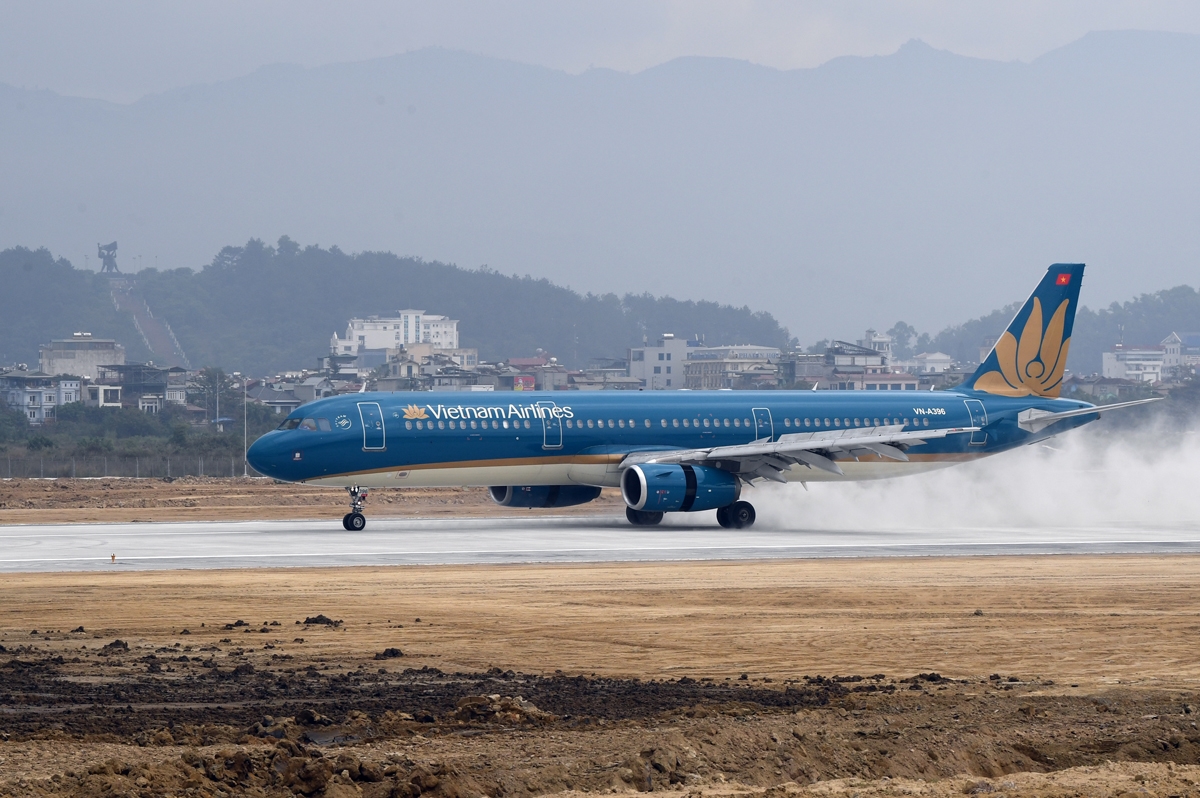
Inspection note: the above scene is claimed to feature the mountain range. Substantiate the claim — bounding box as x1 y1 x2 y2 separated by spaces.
2 31 1198 343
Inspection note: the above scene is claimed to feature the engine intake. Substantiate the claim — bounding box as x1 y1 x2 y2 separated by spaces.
621 464 740 513
488 485 602 508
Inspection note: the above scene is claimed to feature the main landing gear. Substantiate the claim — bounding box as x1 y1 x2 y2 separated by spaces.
626 507 664 526
716 501 756 530
342 486 367 531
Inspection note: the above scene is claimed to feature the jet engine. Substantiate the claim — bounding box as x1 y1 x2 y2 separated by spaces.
488 485 602 508
621 463 740 513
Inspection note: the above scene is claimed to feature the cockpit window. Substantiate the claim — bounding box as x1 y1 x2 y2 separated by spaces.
317 418 331 432
299 418 318 431
278 418 302 430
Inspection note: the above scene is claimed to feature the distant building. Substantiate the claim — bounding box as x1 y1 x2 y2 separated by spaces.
627 333 693 389
0 370 58 423
857 329 893 360
892 351 953 374
330 310 460 358
1102 344 1164 383
39 333 125 380
1161 332 1200 373
91 363 188 413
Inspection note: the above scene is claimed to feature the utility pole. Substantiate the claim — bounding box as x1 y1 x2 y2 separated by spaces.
240 374 248 477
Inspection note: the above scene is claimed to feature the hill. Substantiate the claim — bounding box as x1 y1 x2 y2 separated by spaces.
3 32 1200 341
1 240 790 376
0 247 152 367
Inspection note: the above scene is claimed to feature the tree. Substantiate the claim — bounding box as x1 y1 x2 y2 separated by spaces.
886 322 918 360
190 367 238 422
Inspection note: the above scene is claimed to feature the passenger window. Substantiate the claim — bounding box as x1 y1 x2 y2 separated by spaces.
923 417 930 427
843 418 850 427
834 418 841 427
619 419 626 428
853 418 861 427
733 418 740 427
702 418 710 427
299 418 318 431
873 418 880 426
724 419 730 427
608 420 615 428
587 419 594 428
660 419 667 427
470 420 478 429
744 419 751 427
683 419 690 427
405 420 413 430
438 420 446 430
903 418 909 426
644 419 651 428
415 420 423 430
524 419 531 429
565 419 572 428
673 419 680 427
317 418 331 432
804 418 812 427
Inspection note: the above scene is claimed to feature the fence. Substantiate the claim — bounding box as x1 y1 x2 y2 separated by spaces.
1 456 264 479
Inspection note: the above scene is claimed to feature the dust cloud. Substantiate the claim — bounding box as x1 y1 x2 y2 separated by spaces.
751 419 1200 532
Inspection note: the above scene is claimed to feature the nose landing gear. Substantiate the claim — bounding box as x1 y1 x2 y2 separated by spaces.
716 501 756 529
342 486 367 531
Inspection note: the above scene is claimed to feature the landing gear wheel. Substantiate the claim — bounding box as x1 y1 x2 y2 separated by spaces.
716 505 734 529
342 486 368 530
729 501 756 529
626 507 664 526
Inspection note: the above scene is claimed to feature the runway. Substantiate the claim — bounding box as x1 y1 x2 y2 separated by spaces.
3 513 1200 571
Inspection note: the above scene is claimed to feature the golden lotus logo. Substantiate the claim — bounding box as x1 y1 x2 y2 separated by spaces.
973 297 1071 398
402 404 429 420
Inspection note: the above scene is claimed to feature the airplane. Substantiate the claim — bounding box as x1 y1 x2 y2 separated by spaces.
247 264 1157 531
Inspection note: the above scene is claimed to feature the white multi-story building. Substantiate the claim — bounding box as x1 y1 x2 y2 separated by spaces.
0 370 66 423
627 334 694 389
1102 344 1164 383
330 310 460 356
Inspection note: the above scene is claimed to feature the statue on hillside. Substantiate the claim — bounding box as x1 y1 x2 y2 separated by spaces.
98 241 120 273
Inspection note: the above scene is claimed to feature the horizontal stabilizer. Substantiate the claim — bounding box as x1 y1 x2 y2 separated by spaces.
1017 397 1161 433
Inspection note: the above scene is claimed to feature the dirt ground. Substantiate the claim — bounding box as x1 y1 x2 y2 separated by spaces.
4 556 1200 796
0 477 626 524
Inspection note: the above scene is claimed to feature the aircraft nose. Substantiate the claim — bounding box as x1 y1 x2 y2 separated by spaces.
247 433 285 478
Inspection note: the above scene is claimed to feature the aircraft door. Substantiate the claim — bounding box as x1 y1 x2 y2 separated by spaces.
962 399 987 445
752 407 774 441
537 401 563 450
357 402 386 450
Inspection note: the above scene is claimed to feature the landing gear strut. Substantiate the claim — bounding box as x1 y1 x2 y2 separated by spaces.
716 501 756 529
626 507 664 526
342 486 367 531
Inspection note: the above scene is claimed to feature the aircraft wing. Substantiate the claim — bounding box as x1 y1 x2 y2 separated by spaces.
618 424 978 483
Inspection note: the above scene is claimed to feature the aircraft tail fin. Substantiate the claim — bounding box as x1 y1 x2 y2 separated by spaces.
963 264 1084 398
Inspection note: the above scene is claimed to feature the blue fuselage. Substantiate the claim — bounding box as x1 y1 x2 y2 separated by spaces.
247 389 1096 489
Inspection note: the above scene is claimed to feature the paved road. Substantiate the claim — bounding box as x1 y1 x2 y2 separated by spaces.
3 514 1200 572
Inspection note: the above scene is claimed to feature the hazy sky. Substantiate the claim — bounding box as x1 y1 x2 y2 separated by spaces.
4 1 1200 102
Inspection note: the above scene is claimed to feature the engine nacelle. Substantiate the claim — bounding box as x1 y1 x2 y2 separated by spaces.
488 485 603 508
621 463 740 513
